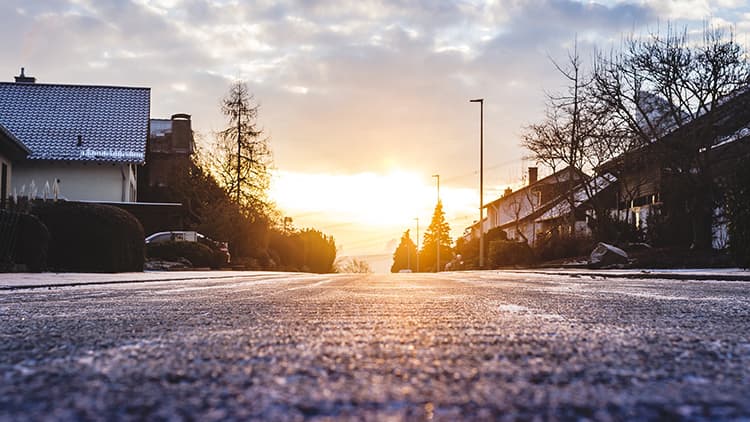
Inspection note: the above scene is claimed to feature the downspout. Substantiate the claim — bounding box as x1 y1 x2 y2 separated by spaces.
120 164 127 202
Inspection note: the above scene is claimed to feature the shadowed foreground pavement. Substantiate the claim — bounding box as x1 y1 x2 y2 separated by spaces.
1 271 749 421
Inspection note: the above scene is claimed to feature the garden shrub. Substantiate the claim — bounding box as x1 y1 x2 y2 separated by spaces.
534 232 594 262
591 213 640 245
32 202 144 272
146 241 221 268
488 240 533 267
14 213 50 272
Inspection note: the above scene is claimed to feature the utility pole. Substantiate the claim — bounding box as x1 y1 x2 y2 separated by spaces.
407 235 411 271
432 174 440 272
469 98 484 268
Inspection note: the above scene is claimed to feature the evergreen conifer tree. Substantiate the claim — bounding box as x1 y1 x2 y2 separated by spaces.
391 230 417 273
420 201 452 272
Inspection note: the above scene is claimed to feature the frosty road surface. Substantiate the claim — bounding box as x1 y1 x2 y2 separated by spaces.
1 271 749 421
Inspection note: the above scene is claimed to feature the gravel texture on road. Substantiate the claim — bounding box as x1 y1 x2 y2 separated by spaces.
1 271 749 421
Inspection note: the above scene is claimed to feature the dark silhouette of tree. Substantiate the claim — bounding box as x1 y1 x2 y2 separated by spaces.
420 201 452 272
268 229 304 270
175 158 269 261
265 228 338 273
210 81 273 218
522 39 624 238
299 229 337 273
391 230 417 273
455 227 508 269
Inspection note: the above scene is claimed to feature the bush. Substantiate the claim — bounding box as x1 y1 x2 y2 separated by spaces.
14 213 50 272
455 228 508 270
32 202 144 272
591 213 640 245
488 240 533 267
146 241 223 268
534 232 594 262
1 211 49 272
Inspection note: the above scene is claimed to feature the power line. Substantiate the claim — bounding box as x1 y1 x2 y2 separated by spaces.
440 158 522 184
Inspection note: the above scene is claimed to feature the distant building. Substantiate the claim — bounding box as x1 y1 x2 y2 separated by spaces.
0 69 150 203
600 88 750 249
466 166 615 247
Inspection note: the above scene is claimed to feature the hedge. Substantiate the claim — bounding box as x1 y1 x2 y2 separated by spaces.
32 202 144 272
1 211 51 272
14 213 50 272
488 240 533 267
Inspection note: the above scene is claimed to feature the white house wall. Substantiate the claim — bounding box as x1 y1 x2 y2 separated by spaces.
12 162 138 202
487 191 541 231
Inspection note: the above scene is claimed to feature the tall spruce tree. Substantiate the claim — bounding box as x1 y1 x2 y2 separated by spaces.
391 230 417 273
211 81 273 218
420 201 452 272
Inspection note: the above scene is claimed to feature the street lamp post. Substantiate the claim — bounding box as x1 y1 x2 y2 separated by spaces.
407 236 411 271
432 174 440 272
469 98 484 268
414 217 420 272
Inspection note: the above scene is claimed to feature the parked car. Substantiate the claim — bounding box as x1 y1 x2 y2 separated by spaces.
145 231 198 243
145 231 230 264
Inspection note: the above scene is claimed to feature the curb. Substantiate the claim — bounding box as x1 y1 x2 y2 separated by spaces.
520 270 750 282
0 274 247 291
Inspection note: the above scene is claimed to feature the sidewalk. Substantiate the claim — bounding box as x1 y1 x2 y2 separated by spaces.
509 268 750 282
0 271 280 290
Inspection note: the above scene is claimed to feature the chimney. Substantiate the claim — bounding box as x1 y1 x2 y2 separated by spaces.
503 187 512 197
170 113 194 153
14 67 36 84
528 167 538 185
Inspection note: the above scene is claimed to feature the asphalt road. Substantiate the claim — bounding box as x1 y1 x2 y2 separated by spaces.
1 271 749 421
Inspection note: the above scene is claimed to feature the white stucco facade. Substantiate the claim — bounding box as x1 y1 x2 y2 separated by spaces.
12 161 137 202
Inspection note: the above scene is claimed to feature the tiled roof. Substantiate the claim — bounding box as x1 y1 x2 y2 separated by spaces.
0 122 30 160
0 82 150 163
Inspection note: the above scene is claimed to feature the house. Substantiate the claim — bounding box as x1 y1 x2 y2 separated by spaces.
0 69 150 203
0 123 30 208
600 88 750 248
469 166 615 247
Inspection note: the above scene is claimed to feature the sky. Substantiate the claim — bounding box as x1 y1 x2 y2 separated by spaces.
2 0 750 271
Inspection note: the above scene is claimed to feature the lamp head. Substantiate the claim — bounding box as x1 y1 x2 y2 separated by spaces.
469 98 484 103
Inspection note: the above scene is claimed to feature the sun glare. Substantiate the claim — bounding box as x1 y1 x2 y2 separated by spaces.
270 170 478 255
272 170 427 226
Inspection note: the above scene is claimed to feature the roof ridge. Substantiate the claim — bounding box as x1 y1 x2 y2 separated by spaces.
0 81 150 91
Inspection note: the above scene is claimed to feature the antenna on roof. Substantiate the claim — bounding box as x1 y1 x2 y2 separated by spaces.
15 67 36 84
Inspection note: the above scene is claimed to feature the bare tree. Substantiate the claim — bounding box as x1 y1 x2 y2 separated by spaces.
336 257 373 274
522 40 617 236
